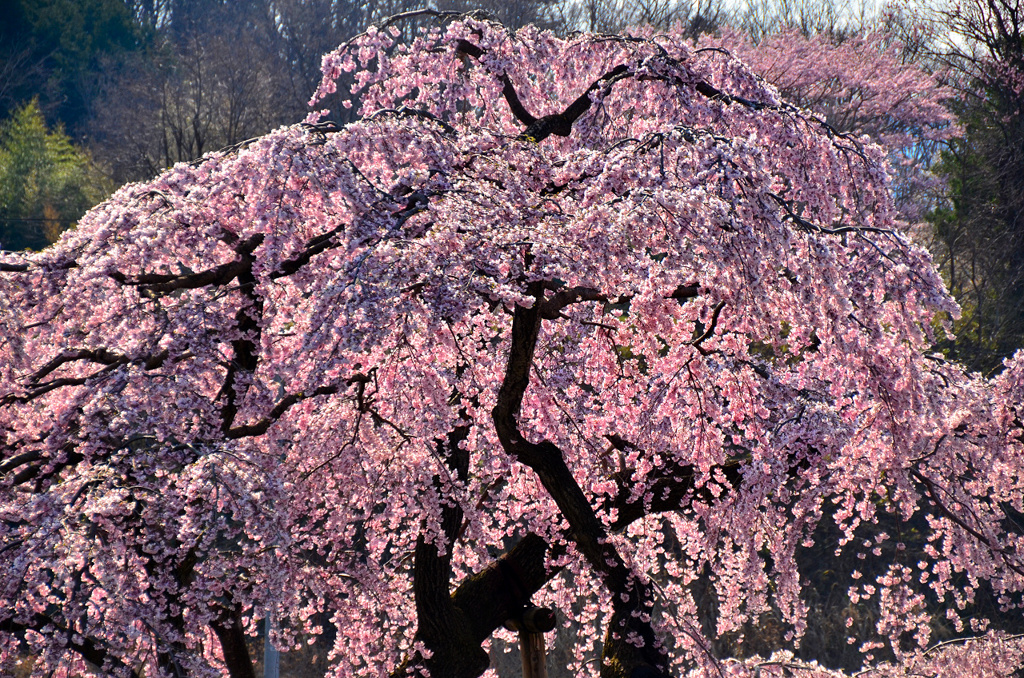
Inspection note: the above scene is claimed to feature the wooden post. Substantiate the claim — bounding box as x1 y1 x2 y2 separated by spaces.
519 630 547 678
505 605 556 678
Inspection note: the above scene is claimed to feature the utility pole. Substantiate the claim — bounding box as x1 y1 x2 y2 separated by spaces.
263 611 280 678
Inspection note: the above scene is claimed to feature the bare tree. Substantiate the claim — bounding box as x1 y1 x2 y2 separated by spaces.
553 0 727 35
0 40 48 120
88 0 318 182
736 0 880 40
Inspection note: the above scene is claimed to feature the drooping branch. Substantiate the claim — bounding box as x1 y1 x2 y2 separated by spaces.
109 234 264 296
532 282 701 325
491 286 671 677
24 348 169 385
271 223 349 280
457 37 631 143
484 31 866 157
3 347 166 410
271 181 434 280
226 384 340 439
5 450 82 487
911 466 1024 576
129 506 199 678
0 449 41 477
507 64 630 142
367 106 458 137
537 285 609 319
3 369 118 405
768 193 892 236
0 424 85 487
692 300 725 355
606 439 746 532
454 35 777 145
498 74 538 127
0 613 142 678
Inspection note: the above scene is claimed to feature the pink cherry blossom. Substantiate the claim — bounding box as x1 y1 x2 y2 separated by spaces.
1 14 1021 678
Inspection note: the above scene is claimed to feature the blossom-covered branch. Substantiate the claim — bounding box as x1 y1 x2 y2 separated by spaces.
2 13 1021 678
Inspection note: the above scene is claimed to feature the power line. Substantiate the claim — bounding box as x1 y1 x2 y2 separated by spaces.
0 217 72 223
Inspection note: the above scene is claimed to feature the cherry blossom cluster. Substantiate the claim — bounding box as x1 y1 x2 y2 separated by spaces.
692 27 957 220
1 14 1021 678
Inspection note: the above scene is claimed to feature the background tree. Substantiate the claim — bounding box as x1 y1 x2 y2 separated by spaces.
924 0 1024 373
88 0 564 184
3 14 1024 678
694 26 956 222
0 0 144 131
86 0 311 183
0 99 110 250
734 0 864 41
555 0 726 34
87 18 297 182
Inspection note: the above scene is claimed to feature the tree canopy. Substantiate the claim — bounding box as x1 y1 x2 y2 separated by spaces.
2 12 1024 678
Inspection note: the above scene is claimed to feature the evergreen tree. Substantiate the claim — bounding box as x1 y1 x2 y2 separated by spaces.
0 99 109 250
0 0 143 131
928 0 1024 373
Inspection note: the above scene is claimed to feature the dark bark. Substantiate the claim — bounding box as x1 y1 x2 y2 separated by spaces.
108 234 264 295
456 39 632 143
212 604 257 678
389 531 561 678
451 532 556 646
218 246 263 435
226 384 340 438
491 284 671 678
407 427 490 677
454 36 779 146
397 411 677 674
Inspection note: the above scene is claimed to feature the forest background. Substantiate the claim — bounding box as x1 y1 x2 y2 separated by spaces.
3 0 1024 375
2 0 1024 675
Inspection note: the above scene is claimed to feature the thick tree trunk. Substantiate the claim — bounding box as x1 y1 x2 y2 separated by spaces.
407 427 489 677
213 604 256 678
491 284 671 678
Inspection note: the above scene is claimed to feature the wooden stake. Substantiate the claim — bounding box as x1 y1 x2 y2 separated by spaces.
505 605 556 678
518 628 548 678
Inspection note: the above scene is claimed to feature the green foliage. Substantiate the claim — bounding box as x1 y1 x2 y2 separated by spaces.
928 101 1024 374
924 0 1024 375
0 0 143 131
0 99 109 250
